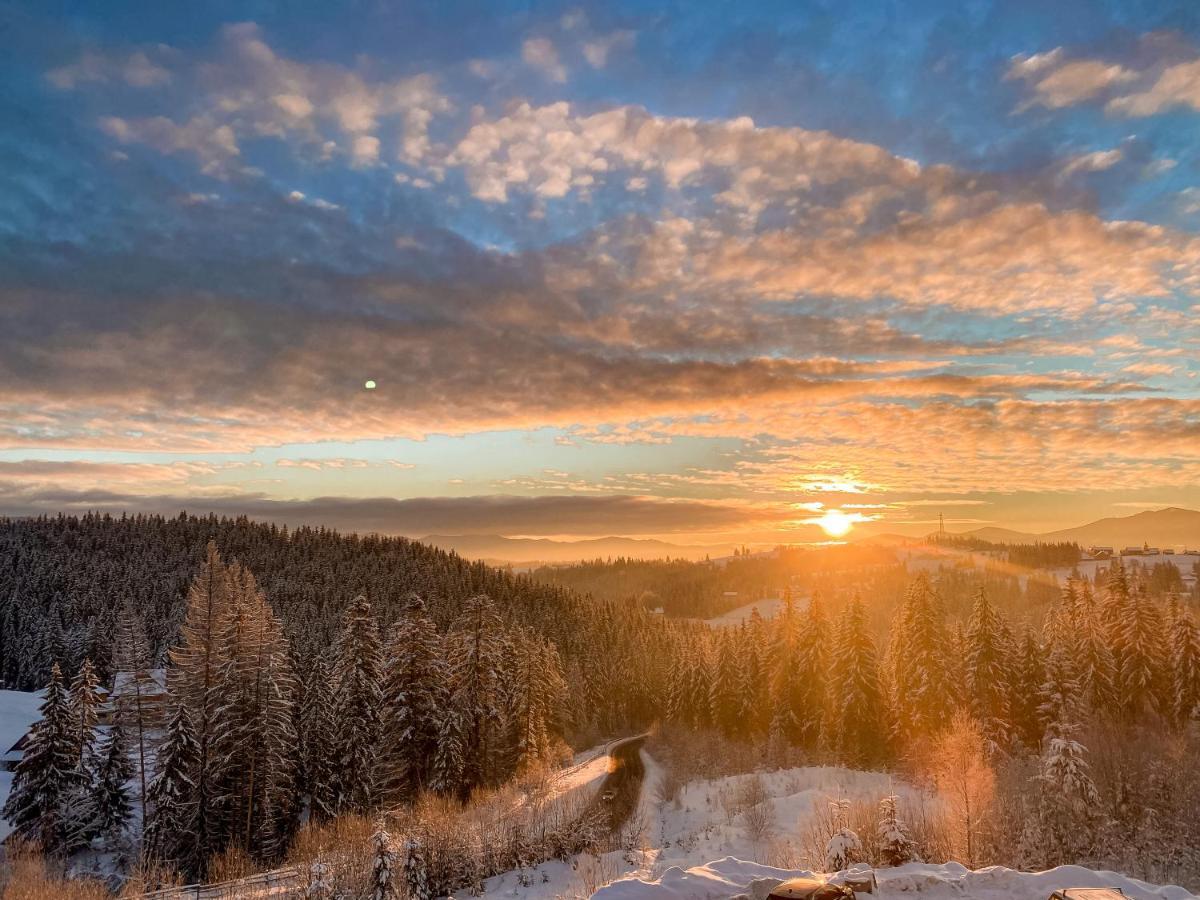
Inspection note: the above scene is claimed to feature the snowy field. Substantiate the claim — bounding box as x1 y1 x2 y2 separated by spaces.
1047 553 1200 585
703 598 792 627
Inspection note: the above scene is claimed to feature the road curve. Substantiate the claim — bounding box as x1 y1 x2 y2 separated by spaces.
588 734 648 836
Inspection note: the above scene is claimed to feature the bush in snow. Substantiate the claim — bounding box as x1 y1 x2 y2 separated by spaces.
824 799 862 871
826 827 863 872
877 794 920 866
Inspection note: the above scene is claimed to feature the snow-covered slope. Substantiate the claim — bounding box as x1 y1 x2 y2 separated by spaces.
648 766 924 871
593 858 1198 900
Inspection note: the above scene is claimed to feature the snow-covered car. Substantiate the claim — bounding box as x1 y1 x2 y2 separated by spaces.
767 877 856 900
841 866 878 894
600 789 616 802
1048 890 1127 900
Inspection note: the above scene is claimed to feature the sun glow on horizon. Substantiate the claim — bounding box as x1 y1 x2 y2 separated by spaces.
813 508 856 537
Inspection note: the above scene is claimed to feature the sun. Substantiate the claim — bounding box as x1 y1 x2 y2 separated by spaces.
814 508 855 538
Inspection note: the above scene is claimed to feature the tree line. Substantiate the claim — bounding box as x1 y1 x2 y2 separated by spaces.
4 544 569 880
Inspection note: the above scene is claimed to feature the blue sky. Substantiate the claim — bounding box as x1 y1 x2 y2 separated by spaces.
1 0 1198 543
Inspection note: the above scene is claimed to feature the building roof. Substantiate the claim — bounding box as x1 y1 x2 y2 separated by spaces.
0 689 45 759
111 668 168 697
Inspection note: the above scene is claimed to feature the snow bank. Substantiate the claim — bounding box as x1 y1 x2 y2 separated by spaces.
649 765 925 872
592 858 1198 900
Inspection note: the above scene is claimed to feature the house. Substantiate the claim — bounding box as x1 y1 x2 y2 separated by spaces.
0 689 46 772
99 668 170 727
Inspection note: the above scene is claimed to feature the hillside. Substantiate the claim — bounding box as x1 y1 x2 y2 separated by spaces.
958 507 1200 548
1041 507 1200 547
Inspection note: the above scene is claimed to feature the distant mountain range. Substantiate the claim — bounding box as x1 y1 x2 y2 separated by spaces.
419 534 732 566
956 507 1200 548
423 508 1200 566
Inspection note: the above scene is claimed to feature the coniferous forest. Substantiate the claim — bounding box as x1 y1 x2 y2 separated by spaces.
3 511 1200 889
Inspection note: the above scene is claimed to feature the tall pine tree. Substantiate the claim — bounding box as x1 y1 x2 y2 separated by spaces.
2 663 80 852
332 594 383 813
379 595 445 805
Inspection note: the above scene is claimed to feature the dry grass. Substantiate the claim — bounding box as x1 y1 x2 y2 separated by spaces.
0 840 112 900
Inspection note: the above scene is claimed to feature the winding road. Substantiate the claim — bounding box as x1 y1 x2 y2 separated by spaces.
587 733 648 836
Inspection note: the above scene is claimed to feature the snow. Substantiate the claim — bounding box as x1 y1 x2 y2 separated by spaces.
647 766 925 871
704 598 794 628
546 741 615 800
0 688 43 758
0 689 44 842
591 858 1197 900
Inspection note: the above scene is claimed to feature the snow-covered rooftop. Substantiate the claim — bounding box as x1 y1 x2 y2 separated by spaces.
0 689 43 758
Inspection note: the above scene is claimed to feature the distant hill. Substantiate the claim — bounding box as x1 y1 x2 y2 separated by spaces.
957 507 1200 548
1040 507 1200 548
420 533 731 565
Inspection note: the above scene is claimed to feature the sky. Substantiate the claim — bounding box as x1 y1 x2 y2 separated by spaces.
1 0 1199 546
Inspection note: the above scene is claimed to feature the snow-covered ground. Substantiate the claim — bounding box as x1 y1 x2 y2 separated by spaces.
703 598 794 627
646 766 925 872
0 688 45 841
593 857 1198 900
476 756 1196 900
475 758 923 900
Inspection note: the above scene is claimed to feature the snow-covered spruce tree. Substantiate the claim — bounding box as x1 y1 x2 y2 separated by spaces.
735 610 771 737
505 627 568 773
68 657 103 767
299 654 339 821
1038 636 1083 745
114 598 155 826
145 703 201 874
791 595 830 751
877 794 919 866
64 655 106 847
1032 719 1101 867
92 721 135 851
1068 583 1117 718
403 835 433 900
964 589 1012 753
708 630 740 737
379 594 446 805
886 575 951 742
824 799 862 872
443 594 508 796
1114 584 1164 721
687 643 715 730
828 596 887 767
210 564 299 860
1008 627 1046 752
370 820 399 900
1167 601 1200 726
665 647 690 726
168 541 236 872
430 699 468 795
2 663 82 852
332 593 383 813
